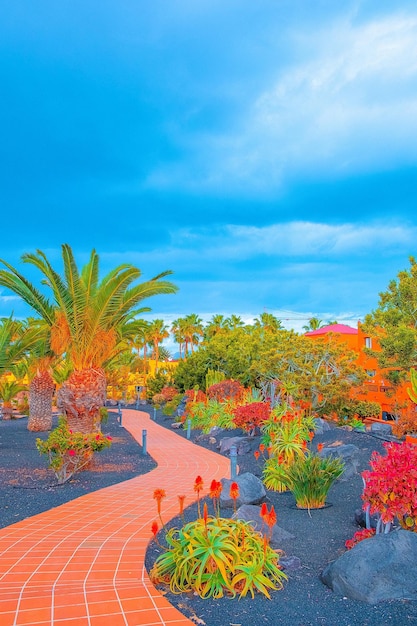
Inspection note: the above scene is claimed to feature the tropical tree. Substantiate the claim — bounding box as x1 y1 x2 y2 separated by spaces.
171 317 186 358
182 313 204 355
0 379 27 419
204 314 228 340
225 314 245 330
0 245 178 433
302 317 324 332
362 256 417 380
147 319 170 371
254 312 283 333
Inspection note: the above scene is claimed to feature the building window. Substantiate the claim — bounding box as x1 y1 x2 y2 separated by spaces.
366 370 376 378
365 337 372 349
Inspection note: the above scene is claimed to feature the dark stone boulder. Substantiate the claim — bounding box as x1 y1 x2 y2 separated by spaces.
220 473 266 508
370 422 393 437
232 504 295 548
320 443 359 480
218 436 253 455
321 529 417 603
313 418 332 434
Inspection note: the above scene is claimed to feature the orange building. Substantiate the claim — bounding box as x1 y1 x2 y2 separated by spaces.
304 323 411 422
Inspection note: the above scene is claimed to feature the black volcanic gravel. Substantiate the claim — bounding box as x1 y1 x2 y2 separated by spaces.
2 405 417 625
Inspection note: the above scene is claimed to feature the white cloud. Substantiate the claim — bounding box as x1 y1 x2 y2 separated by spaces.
144 10 417 192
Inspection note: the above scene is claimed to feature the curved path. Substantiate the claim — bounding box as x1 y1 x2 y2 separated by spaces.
0 410 230 626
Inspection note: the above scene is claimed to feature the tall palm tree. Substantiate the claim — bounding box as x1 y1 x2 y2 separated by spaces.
225 314 244 330
147 319 169 371
303 317 324 332
254 312 283 333
182 313 204 355
204 314 228 339
0 245 178 433
171 317 186 359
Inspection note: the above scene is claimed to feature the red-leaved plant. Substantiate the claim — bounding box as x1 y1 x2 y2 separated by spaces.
362 442 417 532
232 402 271 434
207 380 245 402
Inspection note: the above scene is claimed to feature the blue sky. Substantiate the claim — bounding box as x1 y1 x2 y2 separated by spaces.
1 1 417 335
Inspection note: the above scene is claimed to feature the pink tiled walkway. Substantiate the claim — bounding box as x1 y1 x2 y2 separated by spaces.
0 410 230 625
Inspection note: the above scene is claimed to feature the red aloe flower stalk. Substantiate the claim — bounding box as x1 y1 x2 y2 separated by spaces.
259 443 265 453
317 443 324 452
194 475 204 518
230 481 239 513
153 488 166 526
178 494 186 521
203 502 208 533
150 520 164 548
254 450 260 460
209 479 222 517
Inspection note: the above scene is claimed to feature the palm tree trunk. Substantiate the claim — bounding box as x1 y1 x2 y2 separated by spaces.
57 367 106 434
28 370 54 431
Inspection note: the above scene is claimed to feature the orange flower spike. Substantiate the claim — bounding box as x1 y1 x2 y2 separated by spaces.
254 450 260 460
317 443 324 452
265 505 277 529
153 488 166 514
259 443 265 453
178 494 186 516
203 502 208 525
230 481 239 500
260 502 268 520
309 431 315 441
151 521 158 537
194 475 204 493
267 446 273 456
209 479 222 499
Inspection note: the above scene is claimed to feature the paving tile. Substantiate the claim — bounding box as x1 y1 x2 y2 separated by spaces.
0 409 230 625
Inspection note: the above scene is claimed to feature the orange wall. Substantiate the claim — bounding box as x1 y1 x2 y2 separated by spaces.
305 323 411 419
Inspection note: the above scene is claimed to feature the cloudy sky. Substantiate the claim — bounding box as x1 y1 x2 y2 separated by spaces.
1 1 416 334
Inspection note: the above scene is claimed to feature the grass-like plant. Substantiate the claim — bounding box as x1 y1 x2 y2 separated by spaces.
282 453 344 510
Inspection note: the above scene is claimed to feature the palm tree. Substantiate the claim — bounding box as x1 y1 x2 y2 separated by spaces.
182 313 204 355
254 312 283 333
0 245 178 433
147 319 169 371
225 314 244 330
0 379 27 419
171 318 186 359
303 317 325 332
204 314 228 339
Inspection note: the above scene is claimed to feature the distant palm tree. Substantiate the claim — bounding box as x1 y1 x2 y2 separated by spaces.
148 319 170 371
0 245 178 432
254 312 283 332
204 314 228 339
303 317 325 332
182 313 204 355
171 317 186 358
225 314 244 330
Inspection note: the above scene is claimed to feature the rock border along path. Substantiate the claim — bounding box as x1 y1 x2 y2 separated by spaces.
0 409 230 625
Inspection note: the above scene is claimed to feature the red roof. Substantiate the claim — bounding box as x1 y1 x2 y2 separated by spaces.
305 323 358 336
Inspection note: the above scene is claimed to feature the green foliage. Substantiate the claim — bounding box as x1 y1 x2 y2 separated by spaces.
0 380 27 403
362 256 417 373
408 368 417 404
150 515 286 599
205 368 226 391
146 371 170 399
187 399 235 433
36 418 112 484
173 351 208 391
282 454 344 509
99 406 109 425
162 394 183 416
355 401 381 419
